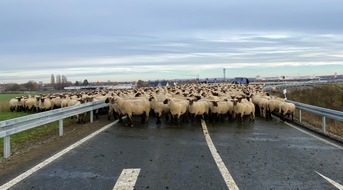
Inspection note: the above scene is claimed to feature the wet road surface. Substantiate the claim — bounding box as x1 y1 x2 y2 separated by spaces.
2 116 343 190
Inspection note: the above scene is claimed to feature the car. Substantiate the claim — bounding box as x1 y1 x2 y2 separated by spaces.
231 77 250 84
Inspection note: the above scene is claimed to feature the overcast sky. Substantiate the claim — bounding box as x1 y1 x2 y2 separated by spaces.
1 0 343 83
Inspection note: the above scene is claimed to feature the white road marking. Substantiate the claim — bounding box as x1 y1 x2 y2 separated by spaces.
113 168 141 190
201 120 239 190
316 171 343 189
284 121 343 150
0 120 119 190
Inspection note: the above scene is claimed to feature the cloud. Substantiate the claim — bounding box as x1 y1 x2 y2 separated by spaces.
1 1 343 83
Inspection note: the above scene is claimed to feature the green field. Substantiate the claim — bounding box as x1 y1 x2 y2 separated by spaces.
0 93 68 157
0 93 32 120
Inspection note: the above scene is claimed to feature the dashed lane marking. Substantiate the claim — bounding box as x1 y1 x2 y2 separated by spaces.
316 171 343 190
113 168 141 190
201 119 239 190
0 120 119 190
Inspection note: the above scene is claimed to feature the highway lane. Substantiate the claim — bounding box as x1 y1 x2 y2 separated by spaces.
3 116 343 190
206 119 343 189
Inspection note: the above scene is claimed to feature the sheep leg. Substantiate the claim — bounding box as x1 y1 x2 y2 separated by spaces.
126 114 134 127
250 112 255 122
280 110 284 121
145 114 149 125
118 114 123 123
94 110 99 120
165 113 170 121
140 114 146 124
203 113 209 122
190 114 196 123
156 114 161 124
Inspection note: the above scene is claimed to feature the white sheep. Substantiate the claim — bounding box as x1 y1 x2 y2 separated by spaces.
187 98 210 122
252 94 271 120
105 96 123 122
38 97 53 111
50 95 62 109
149 95 170 124
24 95 39 112
266 98 285 119
163 98 189 125
231 97 255 124
9 97 22 112
210 99 234 122
112 97 151 127
279 102 296 121
67 97 92 123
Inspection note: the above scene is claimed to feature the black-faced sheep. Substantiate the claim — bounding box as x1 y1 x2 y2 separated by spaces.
210 99 234 122
24 96 39 112
9 97 22 112
187 99 210 123
163 98 189 125
231 97 255 124
149 96 170 124
38 97 53 112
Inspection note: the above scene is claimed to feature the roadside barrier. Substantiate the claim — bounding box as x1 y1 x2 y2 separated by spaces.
0 100 109 158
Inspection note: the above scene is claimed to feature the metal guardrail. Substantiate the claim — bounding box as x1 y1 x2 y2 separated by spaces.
286 100 343 141
0 100 109 158
261 80 343 91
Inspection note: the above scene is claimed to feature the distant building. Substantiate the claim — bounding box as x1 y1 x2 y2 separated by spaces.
0 84 4 92
64 84 135 91
149 80 169 87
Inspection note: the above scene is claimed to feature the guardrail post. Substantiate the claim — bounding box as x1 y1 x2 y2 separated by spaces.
59 119 63 136
322 116 326 133
298 109 302 123
90 111 94 123
4 136 10 158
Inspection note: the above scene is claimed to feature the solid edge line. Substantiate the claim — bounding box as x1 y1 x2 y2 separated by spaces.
113 168 141 190
0 120 119 190
201 119 239 190
316 171 343 189
284 121 343 150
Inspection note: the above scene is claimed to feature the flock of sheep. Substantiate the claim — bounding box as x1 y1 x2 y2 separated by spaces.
8 83 296 126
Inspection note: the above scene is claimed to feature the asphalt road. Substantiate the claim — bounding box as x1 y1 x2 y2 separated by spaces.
2 116 343 190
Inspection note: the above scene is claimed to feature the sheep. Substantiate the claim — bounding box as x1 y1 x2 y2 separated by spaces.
50 95 62 109
187 98 210 123
61 95 71 108
252 94 271 120
163 98 189 125
24 95 39 112
9 97 22 112
279 102 296 121
112 97 150 127
38 97 52 112
67 97 92 123
210 99 234 122
105 96 123 122
231 97 255 124
266 98 285 119
149 95 170 124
